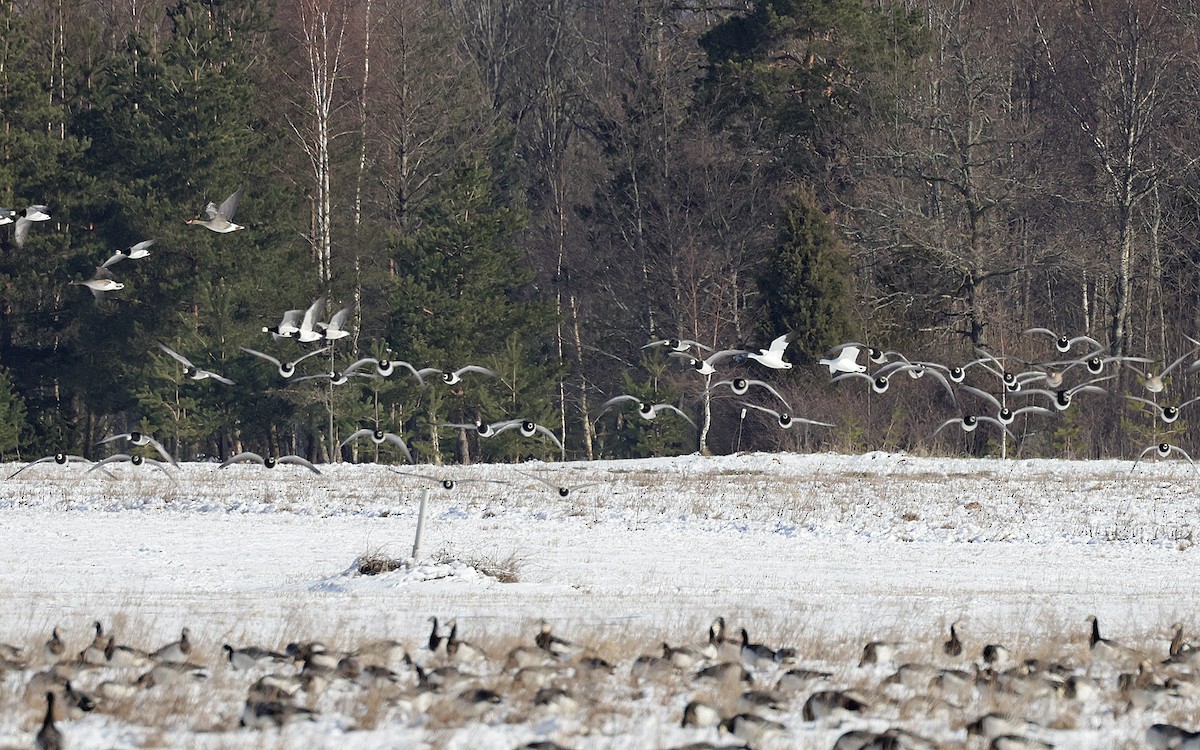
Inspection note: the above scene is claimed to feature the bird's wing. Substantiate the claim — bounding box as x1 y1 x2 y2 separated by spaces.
277 456 321 474
959 384 1001 409
145 437 178 466
655 404 697 428
488 420 524 437
88 454 133 472
157 343 193 368
202 201 220 220
13 217 32 247
517 471 557 489
382 434 413 463
130 239 156 253
7 455 60 479
601 395 641 409
388 469 443 484
339 429 374 448
206 372 235 385
219 452 264 468
301 297 325 331
219 188 244 221
1021 327 1057 338
766 333 793 355
343 358 376 375
97 433 131 445
747 379 790 408
455 365 498 378
740 402 782 419
293 345 332 365
100 252 125 269
91 265 116 281
240 347 281 367
705 349 745 366
931 419 962 437
529 424 564 450
793 416 836 427
326 307 350 331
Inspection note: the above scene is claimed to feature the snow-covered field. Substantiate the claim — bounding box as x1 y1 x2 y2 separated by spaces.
1 451 1198 749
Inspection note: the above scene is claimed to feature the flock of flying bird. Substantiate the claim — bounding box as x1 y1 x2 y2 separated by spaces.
15 611 1200 748
8 187 1200 474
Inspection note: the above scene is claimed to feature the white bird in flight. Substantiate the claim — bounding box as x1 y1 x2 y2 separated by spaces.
70 266 123 300
158 343 234 384
102 239 156 269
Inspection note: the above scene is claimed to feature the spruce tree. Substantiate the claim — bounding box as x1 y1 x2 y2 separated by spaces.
758 190 853 364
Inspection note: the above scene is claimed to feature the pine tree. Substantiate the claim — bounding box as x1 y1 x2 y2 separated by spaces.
758 190 853 364
385 158 556 463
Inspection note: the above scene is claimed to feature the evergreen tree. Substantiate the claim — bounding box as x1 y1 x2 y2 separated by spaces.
385 158 556 463
758 190 853 364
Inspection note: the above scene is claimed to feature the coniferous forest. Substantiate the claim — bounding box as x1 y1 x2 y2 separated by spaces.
2 0 1200 465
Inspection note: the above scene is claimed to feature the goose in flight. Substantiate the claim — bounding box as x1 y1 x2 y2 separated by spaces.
219 452 322 473
1125 394 1200 424
741 402 833 430
13 204 50 248
240 345 330 379
101 239 156 268
158 343 234 384
737 333 794 370
1022 327 1103 354
70 266 123 300
98 431 177 466
518 471 604 497
668 348 744 375
819 344 866 375
1131 443 1197 474
601 395 696 428
340 428 413 463
417 365 498 385
706 377 789 408
389 469 506 491
187 188 244 232
641 338 712 353
8 453 99 479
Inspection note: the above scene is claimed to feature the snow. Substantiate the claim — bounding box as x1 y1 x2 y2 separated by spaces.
0 451 1197 748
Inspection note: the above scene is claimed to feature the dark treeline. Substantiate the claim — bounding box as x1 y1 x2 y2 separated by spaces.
1 0 1198 464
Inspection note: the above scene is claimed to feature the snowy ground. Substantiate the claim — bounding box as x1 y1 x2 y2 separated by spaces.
0 451 1197 748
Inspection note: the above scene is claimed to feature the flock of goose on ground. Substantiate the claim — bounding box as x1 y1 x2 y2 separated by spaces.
10 612 1200 748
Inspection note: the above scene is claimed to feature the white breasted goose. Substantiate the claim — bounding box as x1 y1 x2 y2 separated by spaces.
261 309 303 340
340 428 413 463
1170 622 1194 658
239 700 318 729
36 691 63 750
1146 723 1200 749
389 468 507 491
943 622 963 657
87 453 176 480
738 628 775 669
417 364 499 385
150 627 192 664
600 395 697 428
218 452 321 474
536 620 582 659
13 205 50 248
737 333 794 370
43 627 65 663
446 620 488 663
1132 442 1198 474
101 239 156 269
104 636 152 669
706 377 790 408
8 453 96 479
1127 346 1200 393
490 418 564 450
668 348 744 375
1127 395 1200 425
97 431 177 466
859 639 901 666
680 699 722 728
1086 614 1143 663
820 344 867 375
158 343 234 384
241 345 331 378
1021 327 1102 354
69 265 124 300
982 642 1012 668
720 712 786 743
224 644 289 671
318 306 352 340
741 401 834 430
187 188 244 233
802 689 870 722
661 641 705 670
642 337 713 354
518 471 604 498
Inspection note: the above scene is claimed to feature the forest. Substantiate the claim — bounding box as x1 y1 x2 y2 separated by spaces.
1 0 1198 465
